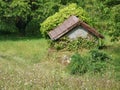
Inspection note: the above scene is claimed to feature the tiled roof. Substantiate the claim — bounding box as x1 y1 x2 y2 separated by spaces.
48 16 104 40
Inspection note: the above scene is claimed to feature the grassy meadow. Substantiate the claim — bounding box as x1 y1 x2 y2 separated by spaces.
0 36 120 90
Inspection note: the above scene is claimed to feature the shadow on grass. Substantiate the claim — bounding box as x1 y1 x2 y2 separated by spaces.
0 34 43 41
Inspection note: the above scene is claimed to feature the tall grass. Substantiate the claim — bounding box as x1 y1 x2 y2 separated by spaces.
104 42 120 81
0 37 49 64
0 36 120 90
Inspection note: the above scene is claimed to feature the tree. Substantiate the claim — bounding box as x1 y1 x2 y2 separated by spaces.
0 0 17 33
0 0 31 35
0 0 61 36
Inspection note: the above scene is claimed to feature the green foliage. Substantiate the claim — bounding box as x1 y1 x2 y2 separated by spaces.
90 49 111 62
0 0 8 18
81 0 120 42
0 0 31 21
67 53 88 75
32 0 60 22
89 61 107 73
112 6 120 23
25 19 40 36
97 38 106 49
0 0 31 34
9 0 31 21
50 37 97 51
40 3 90 37
0 21 18 33
0 0 60 35
49 37 68 50
89 49 111 73
67 38 97 51
67 50 111 75
0 0 119 40
110 5 120 41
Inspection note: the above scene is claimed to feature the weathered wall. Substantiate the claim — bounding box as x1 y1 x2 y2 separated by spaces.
66 26 93 39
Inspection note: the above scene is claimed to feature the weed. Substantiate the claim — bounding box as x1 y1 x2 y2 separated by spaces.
50 37 97 51
90 49 111 62
67 50 112 75
67 53 88 75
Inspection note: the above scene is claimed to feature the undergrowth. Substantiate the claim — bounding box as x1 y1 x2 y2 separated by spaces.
49 37 98 51
67 50 112 75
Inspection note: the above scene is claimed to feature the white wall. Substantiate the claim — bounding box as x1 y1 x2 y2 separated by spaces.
67 26 89 39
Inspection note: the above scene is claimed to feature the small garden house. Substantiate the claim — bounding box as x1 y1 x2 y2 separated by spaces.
48 16 104 40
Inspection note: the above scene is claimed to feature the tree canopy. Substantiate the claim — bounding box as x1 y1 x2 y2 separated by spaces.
0 0 119 40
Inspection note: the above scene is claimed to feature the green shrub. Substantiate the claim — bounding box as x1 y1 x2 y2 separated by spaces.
40 3 90 37
67 53 88 75
90 49 111 62
49 37 97 51
54 42 64 50
89 49 111 73
67 50 111 75
49 37 68 50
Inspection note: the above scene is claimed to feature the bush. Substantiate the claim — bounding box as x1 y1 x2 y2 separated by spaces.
89 49 111 73
49 37 97 51
90 49 111 62
67 53 88 75
49 37 68 50
67 50 111 75
40 3 90 37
